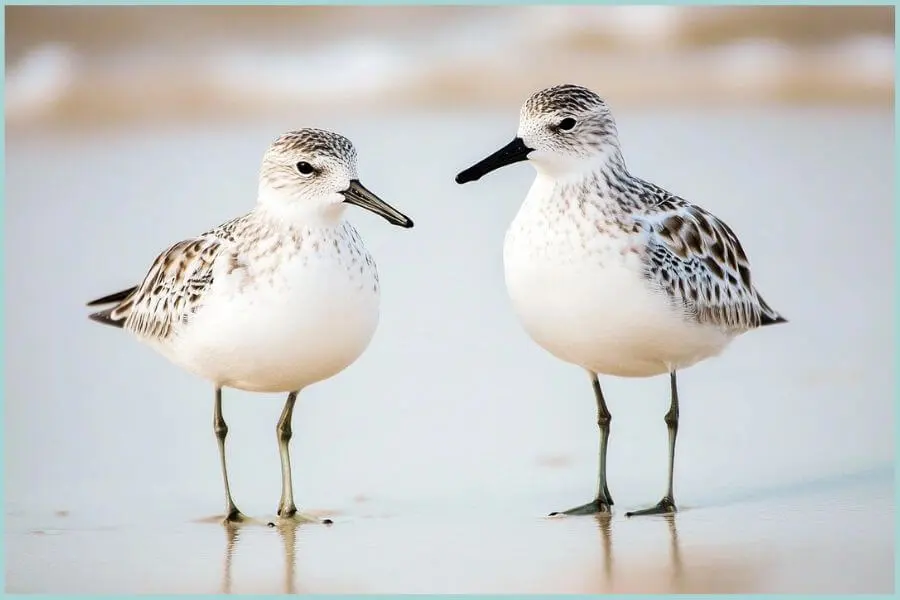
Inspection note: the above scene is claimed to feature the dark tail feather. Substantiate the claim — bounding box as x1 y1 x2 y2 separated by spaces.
87 286 138 307
89 307 127 329
758 294 787 327
760 313 788 327
87 285 136 328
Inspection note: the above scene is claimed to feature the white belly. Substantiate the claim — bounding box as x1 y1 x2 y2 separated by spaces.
154 236 380 393
504 217 731 378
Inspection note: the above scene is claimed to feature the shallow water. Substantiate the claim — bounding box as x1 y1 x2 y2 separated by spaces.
4 108 894 592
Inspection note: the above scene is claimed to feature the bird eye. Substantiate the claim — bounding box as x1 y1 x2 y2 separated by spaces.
558 118 577 131
296 162 315 177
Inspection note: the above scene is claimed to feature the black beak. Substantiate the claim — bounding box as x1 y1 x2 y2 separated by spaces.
455 137 533 184
341 179 413 228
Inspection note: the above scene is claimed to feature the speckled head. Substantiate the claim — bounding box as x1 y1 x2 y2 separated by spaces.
259 128 413 228
456 84 620 184
522 84 608 119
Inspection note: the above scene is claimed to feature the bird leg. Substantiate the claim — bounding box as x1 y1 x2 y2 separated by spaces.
550 372 614 516
214 387 247 524
275 391 331 525
627 371 679 517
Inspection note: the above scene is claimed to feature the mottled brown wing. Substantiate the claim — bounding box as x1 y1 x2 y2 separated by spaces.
643 203 780 331
109 237 226 340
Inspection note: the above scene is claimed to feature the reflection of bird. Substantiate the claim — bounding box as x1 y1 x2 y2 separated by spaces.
221 524 240 594
595 514 613 582
88 129 413 524
456 84 785 517
588 513 685 593
220 521 301 594
664 514 684 589
278 522 299 594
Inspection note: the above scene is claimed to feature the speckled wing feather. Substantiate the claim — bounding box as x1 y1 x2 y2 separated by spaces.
88 213 253 336
93 236 229 340
641 199 785 332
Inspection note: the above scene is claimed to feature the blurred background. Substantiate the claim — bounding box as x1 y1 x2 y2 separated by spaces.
5 5 894 125
5 5 895 595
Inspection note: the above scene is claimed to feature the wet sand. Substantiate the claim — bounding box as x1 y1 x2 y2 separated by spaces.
6 472 892 593
4 109 894 593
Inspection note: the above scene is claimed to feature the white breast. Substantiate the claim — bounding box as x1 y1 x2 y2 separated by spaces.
503 179 732 378
156 223 380 393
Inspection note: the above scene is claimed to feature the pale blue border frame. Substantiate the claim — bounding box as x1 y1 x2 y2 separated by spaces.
0 1 896 598
2 0 899 5
2 5 7 596
893 6 898 599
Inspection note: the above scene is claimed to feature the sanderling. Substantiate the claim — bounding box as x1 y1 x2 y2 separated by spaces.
455 84 785 517
87 128 413 524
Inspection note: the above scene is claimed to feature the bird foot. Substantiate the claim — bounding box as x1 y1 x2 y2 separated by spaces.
625 496 677 517
549 498 613 517
268 506 333 527
222 507 250 525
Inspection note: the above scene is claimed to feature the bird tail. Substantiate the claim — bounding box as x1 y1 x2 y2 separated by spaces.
758 294 787 327
87 285 137 329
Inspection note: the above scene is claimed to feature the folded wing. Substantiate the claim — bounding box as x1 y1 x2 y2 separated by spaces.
87 236 227 340
641 201 786 332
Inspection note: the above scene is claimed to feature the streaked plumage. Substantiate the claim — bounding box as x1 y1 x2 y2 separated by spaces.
456 84 785 517
90 236 223 339
642 200 784 332
88 128 413 524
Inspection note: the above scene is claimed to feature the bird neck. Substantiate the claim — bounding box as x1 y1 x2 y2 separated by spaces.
535 141 628 183
528 147 647 220
255 187 346 230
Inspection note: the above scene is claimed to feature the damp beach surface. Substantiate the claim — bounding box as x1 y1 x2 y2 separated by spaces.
5 109 893 593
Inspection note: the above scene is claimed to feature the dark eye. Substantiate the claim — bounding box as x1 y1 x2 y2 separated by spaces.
558 118 577 131
296 162 315 176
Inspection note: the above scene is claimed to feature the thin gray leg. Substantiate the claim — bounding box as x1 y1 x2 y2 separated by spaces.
276 391 299 518
214 387 246 523
272 391 332 525
626 371 679 517
594 373 615 507
550 371 614 516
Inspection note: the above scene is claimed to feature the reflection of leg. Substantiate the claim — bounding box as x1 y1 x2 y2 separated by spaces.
550 372 613 516
596 513 614 585
222 523 239 594
665 514 684 588
627 371 679 517
274 391 332 525
214 387 246 523
277 521 299 594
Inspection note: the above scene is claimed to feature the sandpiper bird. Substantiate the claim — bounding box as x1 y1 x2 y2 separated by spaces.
87 128 413 524
455 84 785 517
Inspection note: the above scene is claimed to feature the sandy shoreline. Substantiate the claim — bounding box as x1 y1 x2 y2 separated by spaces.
6 470 892 593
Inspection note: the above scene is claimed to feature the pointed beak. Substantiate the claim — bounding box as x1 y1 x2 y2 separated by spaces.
455 137 533 184
341 179 413 228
